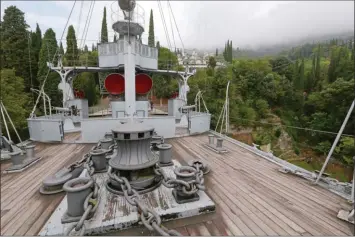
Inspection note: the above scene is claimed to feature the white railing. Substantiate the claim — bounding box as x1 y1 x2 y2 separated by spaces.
98 40 158 59
111 1 145 28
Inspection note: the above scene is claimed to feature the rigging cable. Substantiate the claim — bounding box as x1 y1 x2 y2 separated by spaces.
228 116 355 138
76 0 84 47
167 0 185 53
81 1 95 49
27 31 35 106
157 0 172 50
167 1 176 51
30 0 77 118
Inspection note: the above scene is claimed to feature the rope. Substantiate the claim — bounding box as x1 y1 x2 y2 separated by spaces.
30 0 77 118
82 1 96 50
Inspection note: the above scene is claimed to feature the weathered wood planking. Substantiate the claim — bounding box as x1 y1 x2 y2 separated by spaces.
169 135 353 236
0 141 93 236
1 134 352 236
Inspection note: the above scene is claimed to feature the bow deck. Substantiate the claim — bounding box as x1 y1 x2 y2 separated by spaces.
1 133 353 236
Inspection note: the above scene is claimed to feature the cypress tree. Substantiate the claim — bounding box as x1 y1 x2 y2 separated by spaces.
148 9 155 47
229 40 233 62
215 48 218 56
37 28 62 106
298 58 305 91
84 45 88 52
0 6 31 90
156 41 160 50
113 35 117 42
101 7 108 43
314 44 321 85
58 42 64 56
65 25 78 66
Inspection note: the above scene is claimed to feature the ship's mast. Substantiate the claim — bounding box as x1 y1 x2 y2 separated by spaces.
118 0 137 118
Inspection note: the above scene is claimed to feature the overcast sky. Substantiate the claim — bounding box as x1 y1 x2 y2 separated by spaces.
1 1 354 51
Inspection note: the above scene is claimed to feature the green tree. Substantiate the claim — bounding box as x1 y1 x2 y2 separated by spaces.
59 42 64 56
101 7 108 43
0 6 31 91
37 28 62 107
65 25 78 66
29 23 42 87
113 35 117 42
1 69 29 137
215 48 218 56
148 9 155 47
73 72 98 106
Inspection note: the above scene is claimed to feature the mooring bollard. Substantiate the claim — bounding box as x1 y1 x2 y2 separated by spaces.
63 177 94 217
216 138 223 148
208 134 214 145
90 149 107 171
100 138 113 150
11 150 24 166
25 145 36 159
104 132 113 139
157 143 173 166
173 166 199 204
151 136 162 151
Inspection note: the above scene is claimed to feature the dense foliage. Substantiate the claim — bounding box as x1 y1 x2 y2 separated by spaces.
188 40 354 169
101 7 108 43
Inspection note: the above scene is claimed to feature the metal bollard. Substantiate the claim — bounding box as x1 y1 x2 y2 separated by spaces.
90 149 107 171
11 150 24 165
100 138 113 150
63 177 93 217
216 138 223 148
104 132 113 139
157 143 172 165
151 136 163 151
25 145 36 159
208 135 214 145
173 166 199 204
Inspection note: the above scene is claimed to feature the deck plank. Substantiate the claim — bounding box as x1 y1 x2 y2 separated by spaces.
1 134 352 236
0 142 93 236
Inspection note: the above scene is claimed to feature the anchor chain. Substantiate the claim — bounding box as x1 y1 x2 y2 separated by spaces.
65 146 100 236
116 166 181 236
154 161 207 195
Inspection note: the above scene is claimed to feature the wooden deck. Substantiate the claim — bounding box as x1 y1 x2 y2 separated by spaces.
1 134 354 236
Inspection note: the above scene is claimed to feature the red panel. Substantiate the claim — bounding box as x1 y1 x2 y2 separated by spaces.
105 74 125 95
135 74 153 94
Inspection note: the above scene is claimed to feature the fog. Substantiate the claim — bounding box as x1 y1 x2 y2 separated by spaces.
177 1 354 50
1 1 354 50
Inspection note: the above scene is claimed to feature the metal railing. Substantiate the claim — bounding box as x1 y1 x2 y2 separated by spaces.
110 1 145 28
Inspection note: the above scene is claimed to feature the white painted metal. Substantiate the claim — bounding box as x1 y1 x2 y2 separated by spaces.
189 113 211 134
27 119 63 142
315 100 354 184
0 104 11 142
30 89 52 116
80 117 176 142
124 42 136 118
39 160 215 236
